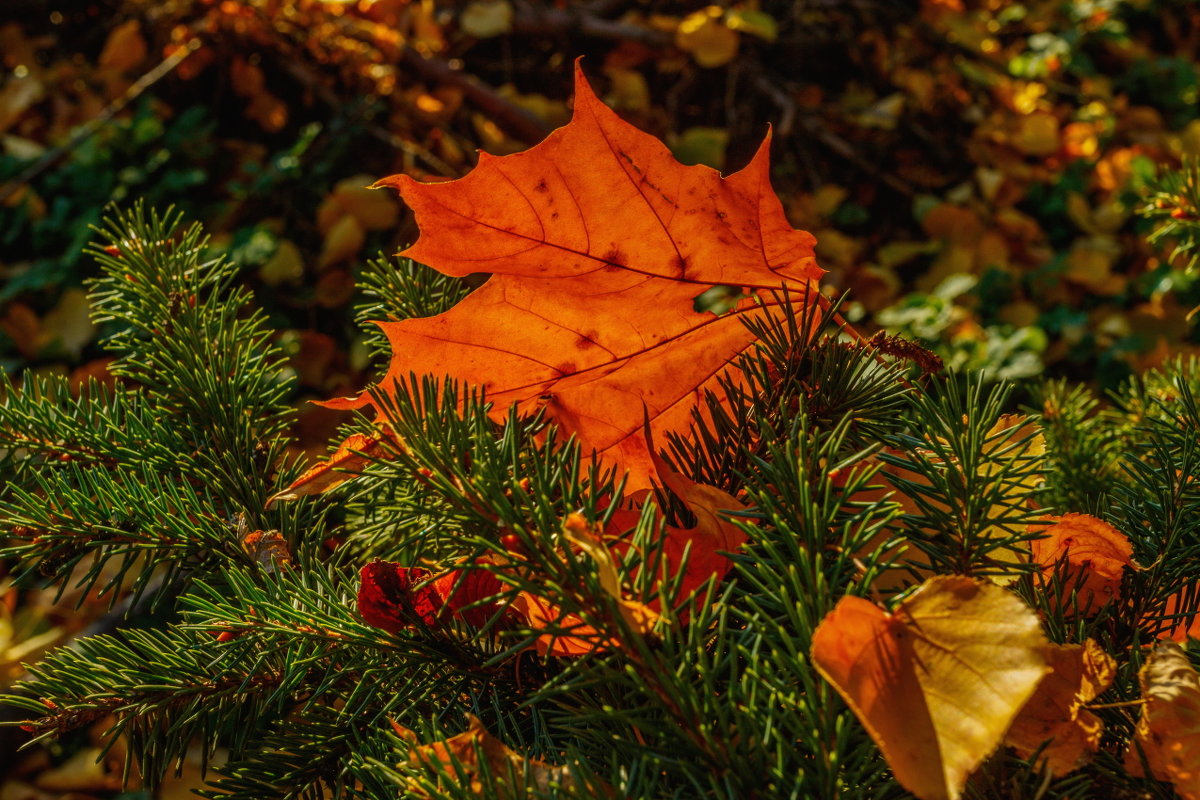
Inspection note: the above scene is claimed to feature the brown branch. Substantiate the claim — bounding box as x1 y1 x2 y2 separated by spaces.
398 47 554 145
509 2 673 48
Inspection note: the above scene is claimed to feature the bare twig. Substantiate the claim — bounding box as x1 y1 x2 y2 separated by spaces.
510 1 673 48
275 57 460 177
749 70 916 197
398 47 554 145
0 38 203 206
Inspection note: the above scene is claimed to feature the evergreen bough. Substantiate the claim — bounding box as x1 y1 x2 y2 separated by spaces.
1 204 1198 799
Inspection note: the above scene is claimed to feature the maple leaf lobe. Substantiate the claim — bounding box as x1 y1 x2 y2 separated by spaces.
353 60 826 489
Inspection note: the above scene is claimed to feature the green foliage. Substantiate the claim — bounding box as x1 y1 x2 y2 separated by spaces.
1141 158 1200 274
1 209 1199 799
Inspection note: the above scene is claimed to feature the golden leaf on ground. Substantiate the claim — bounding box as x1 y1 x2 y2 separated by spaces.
1013 112 1060 156
393 714 610 798
317 214 365 269
1005 640 1116 775
1125 642 1200 800
675 6 739 68
811 576 1049 800
98 19 147 74
851 413 1045 591
460 1 513 39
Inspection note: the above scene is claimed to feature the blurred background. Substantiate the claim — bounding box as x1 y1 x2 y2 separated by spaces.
0 0 1199 791
3 1 1200 404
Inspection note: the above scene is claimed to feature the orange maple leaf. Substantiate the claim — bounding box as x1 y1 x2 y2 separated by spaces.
327 60 826 491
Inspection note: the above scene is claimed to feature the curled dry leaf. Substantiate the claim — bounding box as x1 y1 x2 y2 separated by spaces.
265 429 400 508
391 714 611 799
241 529 293 571
811 575 1050 800
326 60 826 492
520 452 746 656
1126 641 1200 800
1004 639 1116 776
1030 513 1135 616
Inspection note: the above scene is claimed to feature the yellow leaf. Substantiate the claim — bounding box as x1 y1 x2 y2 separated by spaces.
0 73 43 134
1014 112 1060 157
811 576 1050 800
318 214 365 269
603 66 651 113
668 126 729 170
1066 236 1123 294
676 7 739 68
460 1 513 39
35 747 120 792
1126 642 1200 799
1181 119 1200 158
41 288 94 359
1005 640 1116 776
330 175 400 231
724 9 777 41
260 239 305 286
98 19 147 74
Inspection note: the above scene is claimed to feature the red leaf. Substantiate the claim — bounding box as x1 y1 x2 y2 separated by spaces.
358 561 440 631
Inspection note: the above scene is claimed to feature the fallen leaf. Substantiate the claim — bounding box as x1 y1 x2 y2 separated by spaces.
1013 112 1060 157
1005 639 1116 775
851 413 1045 590
260 239 305 286
41 288 95 358
241 529 293 571
513 512 659 657
34 747 120 792
336 62 825 492
1125 641 1200 799
1030 513 1134 616
811 575 1049 800
318 174 401 232
266 430 399 508
98 19 147 74
460 1 513 39
358 560 506 633
1157 587 1200 643
318 214 366 269
0 74 43 134
643 449 747 603
358 561 441 631
675 7 739 68
393 714 609 798
431 562 507 628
